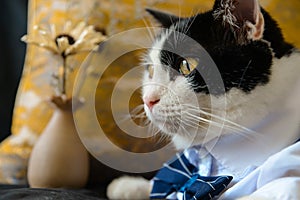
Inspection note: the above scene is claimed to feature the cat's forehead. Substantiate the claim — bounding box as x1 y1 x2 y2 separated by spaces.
149 31 168 65
149 18 207 67
148 29 183 73
150 13 215 62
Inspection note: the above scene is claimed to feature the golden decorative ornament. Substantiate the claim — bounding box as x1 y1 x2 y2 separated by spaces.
21 21 106 57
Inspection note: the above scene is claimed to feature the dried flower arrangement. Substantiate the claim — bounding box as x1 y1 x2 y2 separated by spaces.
21 21 107 188
21 21 106 107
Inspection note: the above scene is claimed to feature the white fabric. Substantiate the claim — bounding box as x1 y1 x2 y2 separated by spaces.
219 142 300 199
242 177 300 200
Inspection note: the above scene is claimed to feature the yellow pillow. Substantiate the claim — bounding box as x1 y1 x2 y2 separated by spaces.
0 0 299 185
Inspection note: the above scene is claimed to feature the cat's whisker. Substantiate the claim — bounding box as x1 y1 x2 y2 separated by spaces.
154 126 170 144
184 114 244 140
184 111 248 134
181 104 215 112
147 121 158 137
141 61 155 66
182 104 258 135
130 115 147 121
145 120 156 136
180 118 208 131
197 109 256 134
182 115 250 142
173 110 205 130
128 105 154 132
176 0 182 23
178 124 193 137
138 117 150 127
182 11 198 36
172 104 260 142
192 116 247 136
183 112 260 142
131 112 147 120
141 17 155 43
166 115 192 137
183 114 219 129
130 108 146 116
229 129 260 142
130 104 144 114
164 53 175 69
238 60 252 89
115 113 135 124
181 116 255 143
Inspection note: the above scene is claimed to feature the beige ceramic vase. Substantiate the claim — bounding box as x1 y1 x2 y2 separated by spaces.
27 96 89 188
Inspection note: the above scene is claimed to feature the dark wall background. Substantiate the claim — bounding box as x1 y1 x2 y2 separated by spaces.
0 0 28 142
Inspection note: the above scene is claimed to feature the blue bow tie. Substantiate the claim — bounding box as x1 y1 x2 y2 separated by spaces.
150 153 232 200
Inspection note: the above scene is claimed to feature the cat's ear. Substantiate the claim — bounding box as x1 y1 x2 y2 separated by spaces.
146 8 180 28
213 0 264 42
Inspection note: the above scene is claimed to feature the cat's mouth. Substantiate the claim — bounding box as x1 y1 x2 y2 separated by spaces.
144 105 179 133
145 104 211 136
152 117 182 135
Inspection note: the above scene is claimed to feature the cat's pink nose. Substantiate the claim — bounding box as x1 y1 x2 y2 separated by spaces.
143 96 160 111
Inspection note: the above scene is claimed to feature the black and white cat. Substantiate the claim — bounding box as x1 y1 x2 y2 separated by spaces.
107 0 300 199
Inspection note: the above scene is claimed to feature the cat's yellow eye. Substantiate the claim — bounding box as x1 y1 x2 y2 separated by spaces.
148 65 154 78
179 58 198 75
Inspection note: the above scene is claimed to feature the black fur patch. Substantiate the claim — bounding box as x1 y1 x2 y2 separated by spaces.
156 8 294 94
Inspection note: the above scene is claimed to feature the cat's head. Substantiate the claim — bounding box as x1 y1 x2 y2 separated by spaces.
141 0 294 149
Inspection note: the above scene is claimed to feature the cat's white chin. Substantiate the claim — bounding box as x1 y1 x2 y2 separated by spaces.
171 130 221 150
171 135 196 149
144 104 180 135
145 104 221 150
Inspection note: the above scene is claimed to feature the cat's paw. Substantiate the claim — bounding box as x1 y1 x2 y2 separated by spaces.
107 176 151 200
